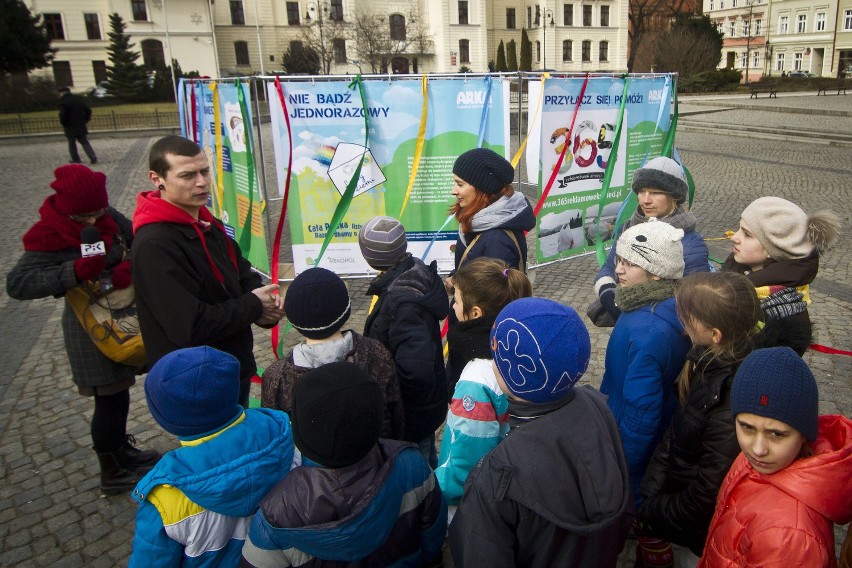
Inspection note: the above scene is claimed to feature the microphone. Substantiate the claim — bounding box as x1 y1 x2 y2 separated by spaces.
80 226 106 258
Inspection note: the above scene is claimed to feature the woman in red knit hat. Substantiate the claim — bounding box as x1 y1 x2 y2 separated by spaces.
6 164 159 495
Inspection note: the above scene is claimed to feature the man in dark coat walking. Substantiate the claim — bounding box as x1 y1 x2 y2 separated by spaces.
58 87 97 164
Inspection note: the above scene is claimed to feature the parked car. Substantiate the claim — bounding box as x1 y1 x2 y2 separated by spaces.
87 81 113 99
787 71 817 78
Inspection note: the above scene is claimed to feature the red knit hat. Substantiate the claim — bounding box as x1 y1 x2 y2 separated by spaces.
50 164 108 215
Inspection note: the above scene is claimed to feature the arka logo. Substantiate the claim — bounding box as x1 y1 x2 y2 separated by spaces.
647 89 664 102
456 90 487 107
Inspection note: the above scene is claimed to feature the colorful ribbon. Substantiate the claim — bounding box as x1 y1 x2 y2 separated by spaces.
810 344 852 356
398 75 429 220
209 82 225 217
235 78 257 255
511 73 549 169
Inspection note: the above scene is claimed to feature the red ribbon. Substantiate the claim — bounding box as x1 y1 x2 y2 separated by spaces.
532 72 590 218
810 344 852 356
270 76 295 359
189 80 198 143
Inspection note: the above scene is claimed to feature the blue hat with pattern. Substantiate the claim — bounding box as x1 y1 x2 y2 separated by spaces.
490 298 591 403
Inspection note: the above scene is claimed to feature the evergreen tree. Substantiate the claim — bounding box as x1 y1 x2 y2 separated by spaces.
105 13 148 101
507 39 518 71
496 41 508 72
520 29 532 71
0 0 54 76
282 43 320 75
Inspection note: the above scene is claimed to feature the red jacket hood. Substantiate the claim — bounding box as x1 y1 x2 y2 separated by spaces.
762 414 852 524
133 190 216 233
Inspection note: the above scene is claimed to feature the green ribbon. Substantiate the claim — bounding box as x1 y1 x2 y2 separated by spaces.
594 76 631 267
314 75 370 266
235 78 256 254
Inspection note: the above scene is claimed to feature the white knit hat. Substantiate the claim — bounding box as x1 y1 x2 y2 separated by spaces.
740 196 840 260
617 218 685 279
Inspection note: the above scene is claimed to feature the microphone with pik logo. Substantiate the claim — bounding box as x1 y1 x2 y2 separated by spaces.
74 226 107 282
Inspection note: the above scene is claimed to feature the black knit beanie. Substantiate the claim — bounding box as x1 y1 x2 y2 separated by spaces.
452 148 514 196
291 362 384 468
284 267 351 340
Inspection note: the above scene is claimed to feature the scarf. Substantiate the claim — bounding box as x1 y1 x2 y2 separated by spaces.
615 279 676 312
722 253 818 289
758 286 810 320
133 190 238 284
625 204 698 233
460 192 530 245
22 195 119 252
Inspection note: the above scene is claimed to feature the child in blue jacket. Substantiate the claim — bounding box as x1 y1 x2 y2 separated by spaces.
128 346 295 567
599 219 691 508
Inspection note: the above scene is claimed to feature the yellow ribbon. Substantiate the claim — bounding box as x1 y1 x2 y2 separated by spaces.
398 75 429 220
209 82 225 217
510 72 549 168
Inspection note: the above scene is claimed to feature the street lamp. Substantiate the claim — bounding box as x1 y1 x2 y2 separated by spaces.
305 1 332 73
536 7 555 70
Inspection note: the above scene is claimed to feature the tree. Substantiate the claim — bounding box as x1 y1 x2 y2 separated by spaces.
653 14 724 76
507 39 519 71
300 9 347 74
105 13 148 100
282 43 321 75
496 40 508 72
628 0 696 72
520 29 532 71
345 7 433 74
0 0 54 76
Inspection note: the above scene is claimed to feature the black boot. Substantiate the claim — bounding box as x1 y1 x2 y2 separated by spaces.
120 434 161 473
96 451 144 495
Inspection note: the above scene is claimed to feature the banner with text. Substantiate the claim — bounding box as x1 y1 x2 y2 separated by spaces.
534 76 672 263
267 77 511 275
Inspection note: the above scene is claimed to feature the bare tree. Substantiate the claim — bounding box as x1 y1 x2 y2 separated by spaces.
345 7 433 74
653 14 724 76
628 0 697 71
300 11 347 75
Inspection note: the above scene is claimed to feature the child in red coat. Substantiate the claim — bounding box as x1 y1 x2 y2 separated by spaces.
699 347 852 567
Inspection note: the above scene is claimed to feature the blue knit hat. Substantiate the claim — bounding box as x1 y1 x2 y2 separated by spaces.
490 298 591 403
731 347 819 441
145 347 242 437
453 148 514 195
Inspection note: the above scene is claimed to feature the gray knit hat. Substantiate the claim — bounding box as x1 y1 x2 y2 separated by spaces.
453 148 514 196
358 216 408 270
631 156 688 205
616 218 685 279
739 196 840 261
731 347 819 441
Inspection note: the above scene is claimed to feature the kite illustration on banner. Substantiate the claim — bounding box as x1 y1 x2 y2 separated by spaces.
326 142 386 198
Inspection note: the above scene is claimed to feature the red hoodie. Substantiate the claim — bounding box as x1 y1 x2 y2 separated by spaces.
133 190 236 283
699 414 852 567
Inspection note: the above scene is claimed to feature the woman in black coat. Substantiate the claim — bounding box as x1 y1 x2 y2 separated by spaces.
6 165 158 495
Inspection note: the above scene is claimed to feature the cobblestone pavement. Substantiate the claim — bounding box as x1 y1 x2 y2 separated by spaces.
1 93 850 566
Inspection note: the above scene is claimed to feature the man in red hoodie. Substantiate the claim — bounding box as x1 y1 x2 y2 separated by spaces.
132 135 283 406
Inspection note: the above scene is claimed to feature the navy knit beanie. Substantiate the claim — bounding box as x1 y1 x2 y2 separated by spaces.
491 298 591 403
291 362 383 468
284 267 351 340
453 148 514 196
145 347 242 437
731 347 819 441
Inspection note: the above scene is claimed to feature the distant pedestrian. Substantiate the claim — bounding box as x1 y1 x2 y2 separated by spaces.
58 87 97 165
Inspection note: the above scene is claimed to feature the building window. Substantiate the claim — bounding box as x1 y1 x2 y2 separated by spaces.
52 61 73 87
754 19 762 35
527 6 532 28
131 0 148 21
43 13 64 40
845 10 852 30
732 0 737 7
742 20 749 37
289 40 303 53
564 4 574 25
600 5 610 26
84 13 101 40
460 39 470 63
507 8 516 29
333 38 346 63
92 60 107 83
796 14 806 33
459 1 469 25
599 40 608 61
729 21 735 37
330 0 343 21
230 1 245 25
752 50 760 67
739 52 746 67
141 39 165 69
815 12 825 31
582 40 591 61
563 39 573 61
779 16 788 34
234 41 249 65
775 52 784 71
286 2 300 25
720 0 724 9
709 0 714 10
794 52 802 70
583 5 592 26
390 14 406 40
536 41 541 62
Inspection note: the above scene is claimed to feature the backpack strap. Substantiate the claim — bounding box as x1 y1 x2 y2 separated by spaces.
458 230 524 272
